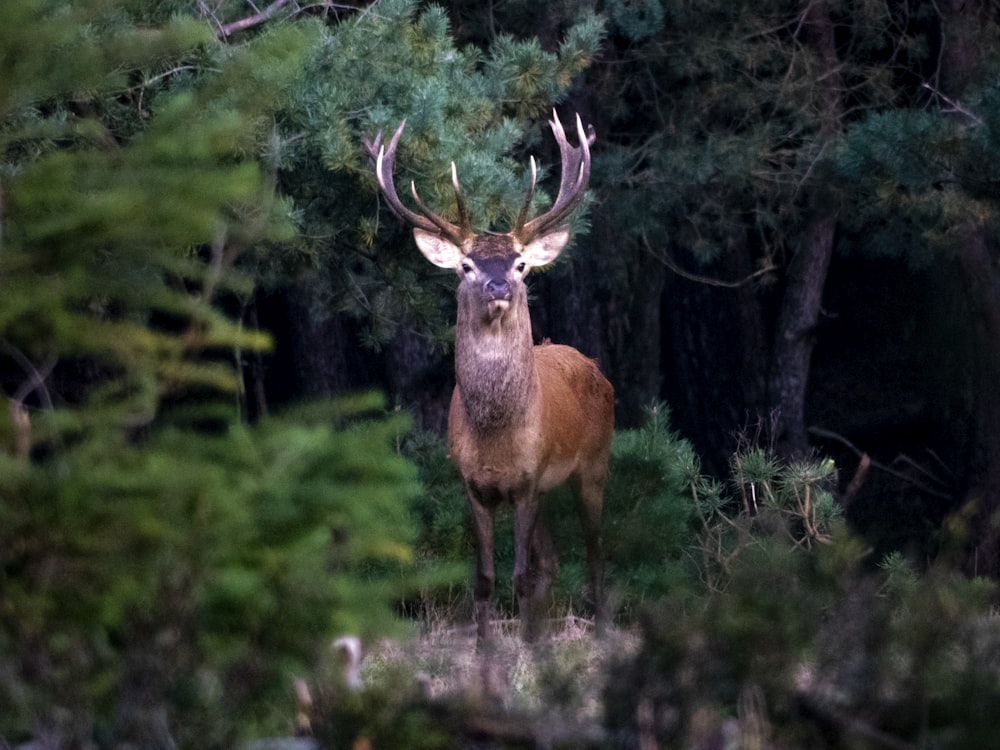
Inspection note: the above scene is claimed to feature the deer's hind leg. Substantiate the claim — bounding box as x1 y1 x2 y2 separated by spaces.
513 488 556 642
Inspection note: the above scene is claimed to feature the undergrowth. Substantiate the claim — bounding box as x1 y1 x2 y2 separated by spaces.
341 403 1000 750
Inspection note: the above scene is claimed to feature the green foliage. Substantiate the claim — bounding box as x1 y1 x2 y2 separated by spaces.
0 394 423 746
600 403 705 611
605 0 665 42
268 0 604 345
834 81 1000 268
606 520 1000 749
732 449 841 547
598 428 1000 749
0 3 436 746
590 0 932 275
0 2 306 441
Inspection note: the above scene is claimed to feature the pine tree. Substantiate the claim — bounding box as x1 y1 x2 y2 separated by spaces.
833 10 1000 576
0 3 433 745
569 0 932 460
288 0 604 334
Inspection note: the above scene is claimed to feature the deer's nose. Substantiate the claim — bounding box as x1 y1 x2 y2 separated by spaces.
484 278 512 301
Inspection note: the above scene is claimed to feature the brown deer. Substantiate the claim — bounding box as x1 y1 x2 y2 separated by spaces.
365 112 614 643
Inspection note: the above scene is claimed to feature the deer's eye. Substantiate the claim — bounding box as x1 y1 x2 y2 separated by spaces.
515 261 527 274
461 262 474 275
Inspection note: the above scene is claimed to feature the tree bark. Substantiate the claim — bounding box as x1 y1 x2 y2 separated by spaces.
766 0 842 459
768 212 836 457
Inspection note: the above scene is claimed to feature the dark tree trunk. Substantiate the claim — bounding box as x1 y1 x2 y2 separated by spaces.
766 0 842 459
385 325 452 434
768 211 836 457
277 281 382 399
610 237 667 427
254 279 453 433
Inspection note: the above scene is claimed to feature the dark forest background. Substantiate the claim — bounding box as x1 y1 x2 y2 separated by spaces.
7 0 1000 746
255 0 1000 573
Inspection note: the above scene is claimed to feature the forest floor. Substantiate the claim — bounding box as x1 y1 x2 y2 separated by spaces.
362 614 641 738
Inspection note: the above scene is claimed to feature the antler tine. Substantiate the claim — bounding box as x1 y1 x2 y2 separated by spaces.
515 111 593 244
369 120 471 246
513 156 538 235
451 162 471 235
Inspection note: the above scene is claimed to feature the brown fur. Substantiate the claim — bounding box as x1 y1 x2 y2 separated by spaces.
444 241 614 644
367 113 610 643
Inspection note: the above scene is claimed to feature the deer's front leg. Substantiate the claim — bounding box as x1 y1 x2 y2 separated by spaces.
466 486 496 646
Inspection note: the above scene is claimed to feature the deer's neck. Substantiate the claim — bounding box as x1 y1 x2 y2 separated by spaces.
453 293 536 433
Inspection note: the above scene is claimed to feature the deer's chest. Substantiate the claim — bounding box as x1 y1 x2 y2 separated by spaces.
446 391 547 495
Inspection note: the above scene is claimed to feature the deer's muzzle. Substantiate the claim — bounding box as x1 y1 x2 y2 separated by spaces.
484 278 512 302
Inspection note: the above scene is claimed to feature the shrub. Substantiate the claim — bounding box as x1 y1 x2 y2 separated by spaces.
406 403 708 623
0 394 424 747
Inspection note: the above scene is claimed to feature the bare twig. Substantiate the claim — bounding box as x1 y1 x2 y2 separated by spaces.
642 234 778 289
922 82 985 126
218 0 293 37
212 0 362 37
842 452 871 508
3 346 57 461
808 426 954 500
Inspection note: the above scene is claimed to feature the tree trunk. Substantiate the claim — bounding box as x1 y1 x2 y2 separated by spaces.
768 211 836 457
385 325 452 434
279 280 452 432
275 280 383 399
766 0 842 459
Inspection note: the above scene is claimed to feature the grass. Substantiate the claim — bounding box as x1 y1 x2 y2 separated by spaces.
281 613 645 748
365 613 640 712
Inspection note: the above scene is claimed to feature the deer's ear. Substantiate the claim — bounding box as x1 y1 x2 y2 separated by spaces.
520 227 570 268
413 227 464 269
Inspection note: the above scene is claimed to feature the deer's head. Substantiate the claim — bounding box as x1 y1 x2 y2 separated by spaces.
365 113 594 324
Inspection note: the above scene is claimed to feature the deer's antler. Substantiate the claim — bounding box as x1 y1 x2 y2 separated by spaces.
512 111 595 245
364 121 472 247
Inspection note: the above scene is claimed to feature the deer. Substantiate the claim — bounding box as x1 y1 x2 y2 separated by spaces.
365 112 614 643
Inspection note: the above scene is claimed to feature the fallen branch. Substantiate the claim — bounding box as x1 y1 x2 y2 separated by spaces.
808 426 953 500
841 451 871 508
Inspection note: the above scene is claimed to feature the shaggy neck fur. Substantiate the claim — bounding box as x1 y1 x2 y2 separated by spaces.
454 281 535 433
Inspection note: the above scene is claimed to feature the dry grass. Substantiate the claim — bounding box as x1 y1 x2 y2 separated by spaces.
362 614 640 723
